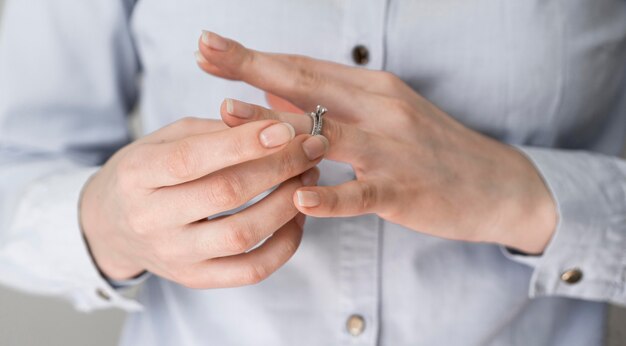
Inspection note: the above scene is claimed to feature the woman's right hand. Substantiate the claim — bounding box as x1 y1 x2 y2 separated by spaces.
80 116 328 288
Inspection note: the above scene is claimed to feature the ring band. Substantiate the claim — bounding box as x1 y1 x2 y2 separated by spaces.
309 105 327 136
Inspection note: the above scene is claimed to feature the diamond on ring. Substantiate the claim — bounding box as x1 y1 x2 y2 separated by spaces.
309 105 327 136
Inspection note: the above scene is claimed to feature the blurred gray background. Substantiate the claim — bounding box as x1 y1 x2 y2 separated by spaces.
0 1 624 345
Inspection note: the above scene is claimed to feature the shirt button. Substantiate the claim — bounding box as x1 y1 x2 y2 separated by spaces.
96 288 111 301
346 314 365 336
560 268 583 284
351 45 370 65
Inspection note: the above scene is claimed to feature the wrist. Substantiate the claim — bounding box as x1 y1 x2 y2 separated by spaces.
491 147 558 254
79 173 144 281
82 230 144 281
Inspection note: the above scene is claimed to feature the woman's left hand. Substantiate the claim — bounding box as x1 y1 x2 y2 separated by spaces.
195 31 557 254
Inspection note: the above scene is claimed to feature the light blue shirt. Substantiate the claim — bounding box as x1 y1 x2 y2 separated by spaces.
1 1 625 345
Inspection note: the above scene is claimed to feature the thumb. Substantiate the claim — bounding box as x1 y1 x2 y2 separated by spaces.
293 180 385 217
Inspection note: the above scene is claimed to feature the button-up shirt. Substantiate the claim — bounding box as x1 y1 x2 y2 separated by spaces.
1 1 625 345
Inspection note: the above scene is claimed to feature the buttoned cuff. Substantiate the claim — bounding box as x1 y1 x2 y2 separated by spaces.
507 147 626 306
1 166 143 312
107 271 151 289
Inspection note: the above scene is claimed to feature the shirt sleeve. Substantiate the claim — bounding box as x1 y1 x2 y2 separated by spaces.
503 147 626 307
0 0 143 311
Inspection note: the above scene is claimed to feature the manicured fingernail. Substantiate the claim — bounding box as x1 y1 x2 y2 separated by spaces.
297 190 320 208
194 51 208 64
225 99 255 119
201 31 210 45
201 30 229 51
300 169 318 186
302 135 329 160
295 213 306 228
259 123 295 148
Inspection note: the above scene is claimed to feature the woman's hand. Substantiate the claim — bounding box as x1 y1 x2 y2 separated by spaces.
80 117 328 287
195 31 557 254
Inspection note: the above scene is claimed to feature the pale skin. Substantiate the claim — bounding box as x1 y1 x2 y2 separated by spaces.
81 30 558 287
80 117 330 286
195 31 558 255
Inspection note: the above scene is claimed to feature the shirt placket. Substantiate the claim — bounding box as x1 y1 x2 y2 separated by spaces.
336 1 388 344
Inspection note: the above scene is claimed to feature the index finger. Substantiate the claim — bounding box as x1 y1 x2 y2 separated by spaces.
196 31 409 97
196 31 376 123
125 120 296 187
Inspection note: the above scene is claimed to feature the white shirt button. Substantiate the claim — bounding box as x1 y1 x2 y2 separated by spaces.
346 314 365 336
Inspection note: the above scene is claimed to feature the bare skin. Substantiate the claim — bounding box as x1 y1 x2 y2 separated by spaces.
80 117 329 286
81 29 557 287
195 31 558 254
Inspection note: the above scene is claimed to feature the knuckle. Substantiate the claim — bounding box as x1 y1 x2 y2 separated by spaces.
281 230 301 256
360 182 379 212
378 184 402 219
376 71 402 89
385 99 416 129
289 57 323 92
260 109 279 121
165 139 197 180
277 148 301 175
173 116 200 131
126 209 153 237
326 192 340 212
388 98 414 118
205 173 242 209
115 151 142 188
241 263 269 285
222 221 255 253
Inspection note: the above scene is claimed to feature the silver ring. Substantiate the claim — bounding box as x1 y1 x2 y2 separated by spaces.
308 105 327 136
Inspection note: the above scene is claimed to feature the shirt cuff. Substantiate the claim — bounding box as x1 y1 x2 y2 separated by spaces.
499 246 541 268
107 271 151 289
510 146 626 306
0 166 142 311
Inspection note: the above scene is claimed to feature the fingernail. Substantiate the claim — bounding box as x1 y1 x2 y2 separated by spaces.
201 31 210 45
259 123 295 148
297 190 320 208
300 169 318 186
225 99 255 119
302 135 329 160
194 51 208 64
295 213 306 228
201 30 229 51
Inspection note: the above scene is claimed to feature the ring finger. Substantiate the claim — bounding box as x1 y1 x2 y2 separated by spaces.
220 98 375 165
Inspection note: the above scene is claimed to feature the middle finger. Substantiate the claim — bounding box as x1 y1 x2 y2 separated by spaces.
153 133 328 225
196 32 388 122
